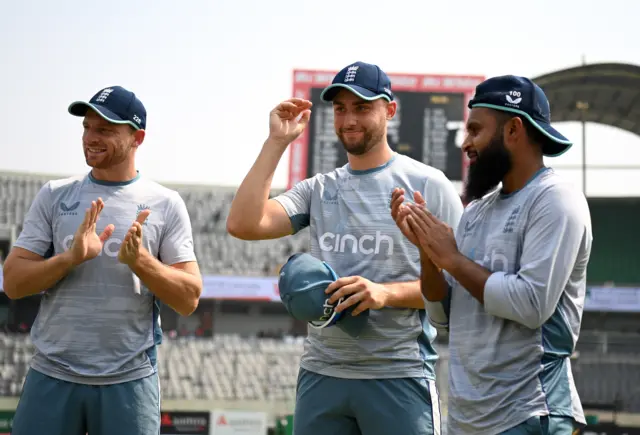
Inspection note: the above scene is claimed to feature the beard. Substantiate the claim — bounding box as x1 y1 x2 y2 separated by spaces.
337 124 385 156
84 140 133 169
463 132 513 203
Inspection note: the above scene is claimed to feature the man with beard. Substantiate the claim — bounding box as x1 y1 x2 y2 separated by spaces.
3 86 202 435
227 61 463 435
392 75 593 434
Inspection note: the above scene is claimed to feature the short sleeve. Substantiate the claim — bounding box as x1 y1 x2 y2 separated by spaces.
13 182 54 257
158 192 197 265
272 176 316 234
422 172 464 232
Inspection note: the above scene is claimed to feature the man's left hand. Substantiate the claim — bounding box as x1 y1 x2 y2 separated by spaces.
406 203 460 271
325 276 389 316
118 209 151 267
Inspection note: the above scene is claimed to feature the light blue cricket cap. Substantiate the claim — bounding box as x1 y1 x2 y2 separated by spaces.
278 253 369 338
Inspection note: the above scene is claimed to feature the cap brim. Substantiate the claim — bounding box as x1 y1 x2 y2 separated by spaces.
470 103 573 157
320 84 391 102
68 101 141 130
536 122 573 156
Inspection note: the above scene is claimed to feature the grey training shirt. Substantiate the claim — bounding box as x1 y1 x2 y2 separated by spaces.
13 172 197 385
425 168 592 434
274 153 464 380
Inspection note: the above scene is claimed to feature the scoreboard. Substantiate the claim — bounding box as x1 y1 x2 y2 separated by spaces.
288 70 485 191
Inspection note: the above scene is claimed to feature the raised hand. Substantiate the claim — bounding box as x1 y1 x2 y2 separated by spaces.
268 98 312 147
391 188 426 247
69 198 114 265
405 202 459 271
118 208 151 267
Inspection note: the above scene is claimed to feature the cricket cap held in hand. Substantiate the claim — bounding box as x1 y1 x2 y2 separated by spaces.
278 253 369 338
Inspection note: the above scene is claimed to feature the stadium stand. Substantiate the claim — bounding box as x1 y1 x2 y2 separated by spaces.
172 184 311 276
0 331 638 413
0 170 639 426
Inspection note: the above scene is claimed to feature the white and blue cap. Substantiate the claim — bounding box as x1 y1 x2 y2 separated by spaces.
320 61 394 103
278 253 369 337
68 85 147 131
468 75 572 156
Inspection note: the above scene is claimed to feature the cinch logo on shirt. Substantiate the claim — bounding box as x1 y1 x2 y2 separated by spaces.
319 231 394 255
61 234 123 258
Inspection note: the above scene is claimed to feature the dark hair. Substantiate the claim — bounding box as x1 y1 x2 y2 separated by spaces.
521 117 549 148
494 111 548 151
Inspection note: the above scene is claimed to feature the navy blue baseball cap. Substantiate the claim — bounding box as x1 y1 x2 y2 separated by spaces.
468 75 572 156
278 253 369 338
320 61 394 103
68 86 147 131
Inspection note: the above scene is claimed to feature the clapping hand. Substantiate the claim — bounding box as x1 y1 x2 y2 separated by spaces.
68 198 114 265
391 188 426 247
404 202 459 271
117 209 151 267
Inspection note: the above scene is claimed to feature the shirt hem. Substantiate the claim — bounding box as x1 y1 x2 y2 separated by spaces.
299 361 435 380
572 414 587 425
548 409 586 425
449 409 547 435
30 360 156 386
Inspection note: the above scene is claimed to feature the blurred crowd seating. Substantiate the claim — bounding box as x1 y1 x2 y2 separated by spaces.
0 332 639 412
0 333 304 401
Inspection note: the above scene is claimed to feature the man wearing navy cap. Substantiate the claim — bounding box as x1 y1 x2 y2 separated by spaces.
228 62 464 434
393 75 592 434
3 86 202 435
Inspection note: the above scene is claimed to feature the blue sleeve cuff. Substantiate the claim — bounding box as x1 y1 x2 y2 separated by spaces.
290 213 310 234
272 196 310 234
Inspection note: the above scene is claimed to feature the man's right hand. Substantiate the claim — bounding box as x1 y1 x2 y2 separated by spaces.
68 198 115 266
268 98 312 147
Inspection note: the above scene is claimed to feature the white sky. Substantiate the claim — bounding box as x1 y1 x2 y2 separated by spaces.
1 0 639 197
